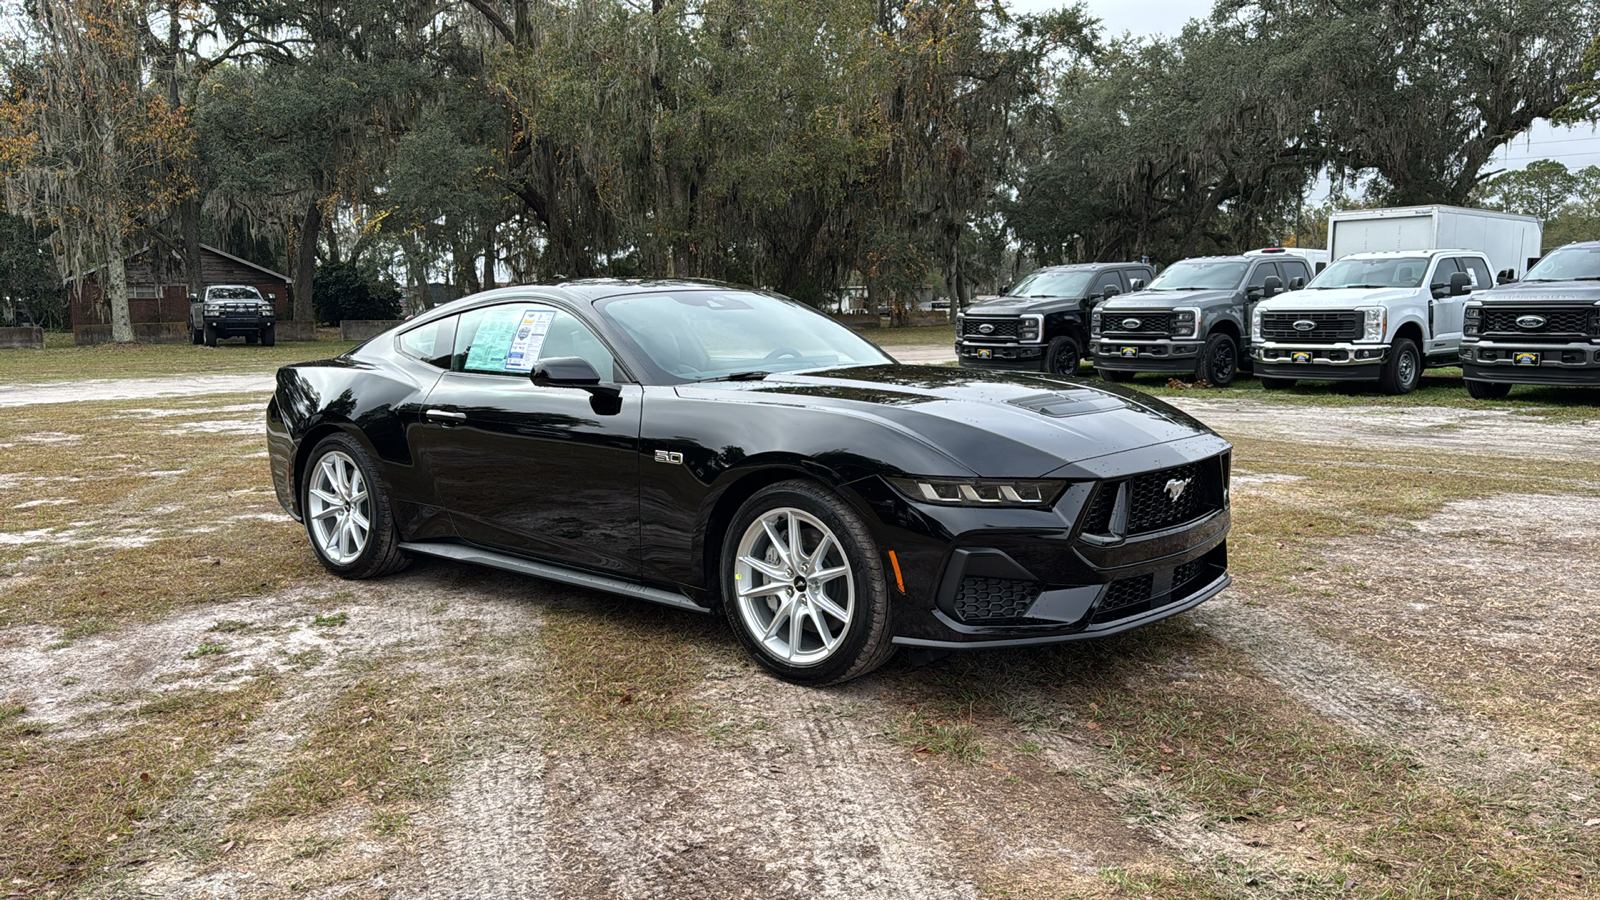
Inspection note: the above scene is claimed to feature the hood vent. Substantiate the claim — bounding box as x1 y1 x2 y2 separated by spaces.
1006 391 1126 418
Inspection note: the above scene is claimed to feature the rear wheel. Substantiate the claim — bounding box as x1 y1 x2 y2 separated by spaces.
1045 336 1082 377
1466 379 1511 400
203 323 217 347
302 434 409 579
1378 338 1420 395
721 480 895 685
1259 376 1296 390
1194 333 1239 386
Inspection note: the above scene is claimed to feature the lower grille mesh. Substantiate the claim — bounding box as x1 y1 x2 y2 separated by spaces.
953 577 1042 622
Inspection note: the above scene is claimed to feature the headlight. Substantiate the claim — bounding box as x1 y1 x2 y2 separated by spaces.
1020 315 1042 342
1091 309 1102 336
1251 308 1263 342
204 303 221 315
1172 308 1199 338
1463 304 1480 337
888 477 1067 508
1360 307 1385 342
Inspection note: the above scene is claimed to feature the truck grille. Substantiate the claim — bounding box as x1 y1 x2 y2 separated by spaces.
1081 459 1220 538
953 576 1042 622
1259 311 1361 342
1480 307 1593 339
1101 312 1171 337
960 317 1020 340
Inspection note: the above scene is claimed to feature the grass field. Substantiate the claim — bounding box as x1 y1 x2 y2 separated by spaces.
0 336 357 383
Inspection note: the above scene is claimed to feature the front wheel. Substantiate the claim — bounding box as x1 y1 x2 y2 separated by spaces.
261 325 276 347
302 434 409 579
203 323 217 347
1378 338 1421 395
1194 333 1239 386
190 326 202 345
1466 379 1512 400
721 480 895 685
1045 336 1082 377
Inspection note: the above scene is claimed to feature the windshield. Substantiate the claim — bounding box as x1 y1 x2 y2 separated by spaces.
1309 257 1430 289
1006 269 1094 298
208 287 263 300
1522 245 1600 282
1146 261 1246 291
596 290 892 383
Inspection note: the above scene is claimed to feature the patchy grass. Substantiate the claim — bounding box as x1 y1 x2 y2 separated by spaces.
0 338 356 383
860 323 955 348
0 679 278 895
312 612 348 627
891 709 987 763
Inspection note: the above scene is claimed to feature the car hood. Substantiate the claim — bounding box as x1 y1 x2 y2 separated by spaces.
674 365 1224 478
1480 281 1600 304
1100 289 1232 310
1262 287 1415 308
963 295 1078 316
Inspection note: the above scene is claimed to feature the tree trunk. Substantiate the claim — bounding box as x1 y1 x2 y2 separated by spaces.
105 245 134 343
481 222 495 290
293 199 321 324
182 196 203 299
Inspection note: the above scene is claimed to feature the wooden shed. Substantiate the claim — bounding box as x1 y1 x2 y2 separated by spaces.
71 244 291 344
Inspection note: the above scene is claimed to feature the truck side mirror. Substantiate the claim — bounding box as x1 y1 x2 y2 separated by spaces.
1449 271 1472 296
1129 278 1145 291
1496 269 1516 285
1262 275 1283 298
188 293 199 302
268 293 277 301
1289 276 1306 290
1100 285 1120 300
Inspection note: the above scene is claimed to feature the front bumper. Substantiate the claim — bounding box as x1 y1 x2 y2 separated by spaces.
1252 342 1387 381
206 315 274 333
1461 340 1600 386
1090 338 1202 373
853 434 1233 647
955 340 1047 370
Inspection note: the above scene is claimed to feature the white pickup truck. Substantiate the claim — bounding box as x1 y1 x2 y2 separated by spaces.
1250 249 1494 394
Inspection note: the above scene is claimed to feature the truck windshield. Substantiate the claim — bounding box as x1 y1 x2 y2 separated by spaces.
1007 270 1094 298
1309 257 1429 289
209 287 262 300
1145 261 1246 290
1522 245 1600 281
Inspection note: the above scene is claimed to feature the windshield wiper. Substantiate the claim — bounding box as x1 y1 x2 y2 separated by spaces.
700 370 770 382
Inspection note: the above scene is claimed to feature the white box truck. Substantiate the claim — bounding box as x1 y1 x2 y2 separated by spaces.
1250 206 1543 394
1328 205 1542 280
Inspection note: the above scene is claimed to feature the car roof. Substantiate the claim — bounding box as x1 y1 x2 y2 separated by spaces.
1336 250 1486 259
1031 262 1148 272
1549 240 1600 251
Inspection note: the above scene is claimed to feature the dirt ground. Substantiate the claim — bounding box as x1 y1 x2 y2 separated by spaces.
2 356 1598 899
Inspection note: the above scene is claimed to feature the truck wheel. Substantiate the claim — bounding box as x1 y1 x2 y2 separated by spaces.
1098 368 1135 383
261 324 276 347
1378 338 1420 395
1259 376 1296 391
203 323 218 347
1465 379 1511 400
1194 333 1239 386
190 326 202 345
1045 336 1082 377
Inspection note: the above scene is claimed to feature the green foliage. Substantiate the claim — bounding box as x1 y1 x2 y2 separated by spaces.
0 207 63 328
1475 160 1600 250
312 261 400 325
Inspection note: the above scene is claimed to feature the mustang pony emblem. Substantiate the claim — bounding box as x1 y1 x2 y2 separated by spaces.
1164 477 1191 502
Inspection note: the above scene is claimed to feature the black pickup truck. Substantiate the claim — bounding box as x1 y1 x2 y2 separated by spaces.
1460 241 1600 398
190 284 277 346
955 262 1156 376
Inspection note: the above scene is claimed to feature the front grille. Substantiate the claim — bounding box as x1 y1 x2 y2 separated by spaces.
1080 461 1218 538
1102 312 1171 337
961 317 1020 340
1097 574 1153 617
1259 311 1362 342
1082 484 1117 534
1090 547 1224 625
953 576 1042 622
1481 307 1593 339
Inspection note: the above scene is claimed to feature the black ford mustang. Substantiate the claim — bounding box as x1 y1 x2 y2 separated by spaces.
267 280 1232 684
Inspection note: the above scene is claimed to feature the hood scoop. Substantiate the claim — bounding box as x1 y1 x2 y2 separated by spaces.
1007 391 1128 418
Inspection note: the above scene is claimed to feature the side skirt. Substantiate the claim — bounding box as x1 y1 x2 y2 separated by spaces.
397 541 711 615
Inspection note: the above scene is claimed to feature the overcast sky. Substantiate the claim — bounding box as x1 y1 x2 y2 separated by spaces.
1010 0 1600 179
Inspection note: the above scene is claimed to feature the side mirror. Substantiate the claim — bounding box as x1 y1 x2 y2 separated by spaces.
188 293 199 302
531 356 622 401
998 283 1013 296
1100 285 1121 300
267 293 277 301
1449 271 1472 296
1129 278 1145 291
1262 275 1283 298
1496 269 1516 285
1289 276 1306 290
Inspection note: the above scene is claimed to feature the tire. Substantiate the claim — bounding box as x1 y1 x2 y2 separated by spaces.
1259 376 1296 390
261 325 276 347
1378 338 1421 395
720 480 895 685
203 323 217 347
301 434 409 579
1466 379 1511 400
245 333 258 344
1194 332 1240 386
1099 368 1135 383
1044 336 1082 377
190 326 202 345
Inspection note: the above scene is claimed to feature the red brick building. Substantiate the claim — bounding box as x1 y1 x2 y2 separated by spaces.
72 244 291 344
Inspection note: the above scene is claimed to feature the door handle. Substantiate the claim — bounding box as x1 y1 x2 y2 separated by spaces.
425 409 468 426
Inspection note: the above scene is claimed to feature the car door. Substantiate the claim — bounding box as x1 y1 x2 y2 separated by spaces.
413 299 644 578
1088 270 1124 307
1242 262 1279 332
1427 258 1465 352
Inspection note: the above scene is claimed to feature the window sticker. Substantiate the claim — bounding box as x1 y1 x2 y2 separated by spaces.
465 306 554 373
1464 265 1480 287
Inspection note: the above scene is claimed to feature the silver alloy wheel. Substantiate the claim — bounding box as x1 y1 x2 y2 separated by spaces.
307 450 371 566
733 507 855 667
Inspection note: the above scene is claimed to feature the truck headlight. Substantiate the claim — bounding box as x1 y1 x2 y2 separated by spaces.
1360 307 1385 342
1251 308 1263 342
1172 308 1200 338
1463 304 1481 338
888 477 1067 508
204 303 221 315
1020 315 1041 342
1091 309 1102 336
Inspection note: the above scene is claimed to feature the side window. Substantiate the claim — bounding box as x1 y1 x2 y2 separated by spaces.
397 315 457 369
452 303 616 379
1092 271 1123 295
1281 260 1311 284
1247 263 1277 290
1460 257 1492 290
1431 257 1460 287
